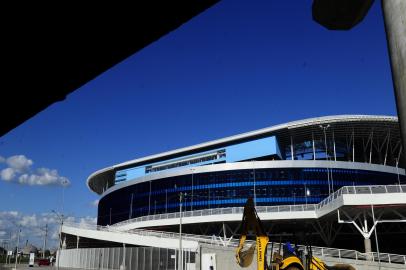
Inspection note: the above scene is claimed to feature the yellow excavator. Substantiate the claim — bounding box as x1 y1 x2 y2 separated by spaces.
235 198 355 270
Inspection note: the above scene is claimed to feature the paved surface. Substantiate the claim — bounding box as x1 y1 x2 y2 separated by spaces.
1 266 96 270
1 266 81 270
1 265 54 270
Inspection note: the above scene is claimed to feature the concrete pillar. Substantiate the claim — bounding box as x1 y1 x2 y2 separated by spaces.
364 238 372 254
382 0 406 168
364 238 374 261
76 236 79 249
120 244 126 270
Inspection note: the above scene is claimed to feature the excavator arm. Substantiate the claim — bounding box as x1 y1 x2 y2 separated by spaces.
236 198 306 270
235 198 355 270
235 198 269 270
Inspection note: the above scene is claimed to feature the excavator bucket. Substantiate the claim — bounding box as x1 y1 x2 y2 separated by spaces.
237 242 256 267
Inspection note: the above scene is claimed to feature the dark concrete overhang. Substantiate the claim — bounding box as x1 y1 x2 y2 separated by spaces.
1 1 220 137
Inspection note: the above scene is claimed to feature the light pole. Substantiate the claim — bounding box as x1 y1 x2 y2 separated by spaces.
320 124 331 195
129 193 134 219
305 185 311 206
52 210 64 270
13 225 21 270
148 181 152 215
61 179 68 217
165 189 168 213
191 168 194 211
179 192 186 270
208 182 211 209
252 160 257 207
41 224 48 258
395 157 401 186
304 183 307 206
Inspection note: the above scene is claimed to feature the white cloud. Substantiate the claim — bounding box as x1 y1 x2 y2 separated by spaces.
91 199 99 207
0 210 95 249
76 217 97 229
0 154 70 187
18 168 71 186
6 155 33 172
6 211 18 217
1 168 16 181
20 214 39 227
0 155 5 163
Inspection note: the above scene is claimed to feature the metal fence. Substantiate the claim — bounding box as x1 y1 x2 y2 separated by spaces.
64 221 406 266
57 247 196 270
264 242 406 265
309 245 406 265
56 242 406 270
62 185 406 267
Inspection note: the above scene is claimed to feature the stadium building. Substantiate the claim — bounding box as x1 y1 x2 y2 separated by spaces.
82 115 406 252
56 114 406 270
89 115 403 222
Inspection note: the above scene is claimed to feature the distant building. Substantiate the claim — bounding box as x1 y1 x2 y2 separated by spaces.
21 244 38 256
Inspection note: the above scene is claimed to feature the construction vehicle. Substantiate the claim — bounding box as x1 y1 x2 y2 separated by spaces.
235 198 304 270
235 198 355 270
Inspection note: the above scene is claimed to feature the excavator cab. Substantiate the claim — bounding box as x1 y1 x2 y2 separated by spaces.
303 244 355 270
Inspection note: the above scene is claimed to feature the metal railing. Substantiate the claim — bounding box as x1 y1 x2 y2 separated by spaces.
316 184 406 210
64 221 230 248
111 185 406 228
113 204 318 228
309 245 406 264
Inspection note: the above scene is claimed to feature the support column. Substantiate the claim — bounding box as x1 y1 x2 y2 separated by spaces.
364 238 372 254
352 129 355 162
312 132 316 160
369 130 374 163
76 236 80 249
120 243 126 270
332 130 337 161
338 210 378 260
290 136 294 160
384 129 390 165
382 0 406 168
222 223 227 242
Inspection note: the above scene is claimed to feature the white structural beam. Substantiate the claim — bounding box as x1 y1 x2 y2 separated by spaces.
342 193 406 206
115 210 317 231
62 225 199 250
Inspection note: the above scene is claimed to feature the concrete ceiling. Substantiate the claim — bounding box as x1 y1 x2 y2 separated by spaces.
1 1 219 137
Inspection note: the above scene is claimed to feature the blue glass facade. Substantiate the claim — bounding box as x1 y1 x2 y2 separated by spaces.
98 167 404 225
114 136 281 183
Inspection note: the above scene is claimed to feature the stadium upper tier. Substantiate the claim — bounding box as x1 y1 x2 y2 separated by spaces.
88 115 404 196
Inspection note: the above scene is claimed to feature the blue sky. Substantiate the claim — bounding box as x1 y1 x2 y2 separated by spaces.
0 0 397 248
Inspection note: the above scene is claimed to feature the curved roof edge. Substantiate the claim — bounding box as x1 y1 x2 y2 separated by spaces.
87 114 398 194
